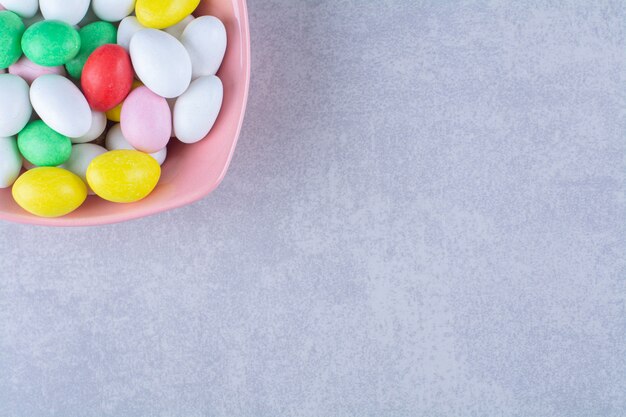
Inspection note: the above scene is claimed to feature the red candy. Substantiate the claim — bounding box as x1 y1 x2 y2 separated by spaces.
81 44 133 112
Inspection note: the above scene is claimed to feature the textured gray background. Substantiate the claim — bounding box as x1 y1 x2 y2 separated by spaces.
1 1 625 416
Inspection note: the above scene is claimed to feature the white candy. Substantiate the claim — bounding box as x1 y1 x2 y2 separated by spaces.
117 16 146 50
0 74 32 137
130 29 192 99
71 110 106 144
174 76 223 144
30 75 92 138
0 136 22 188
0 0 39 18
92 0 135 22
61 144 107 190
164 15 194 39
106 124 167 165
40 0 90 25
181 16 227 79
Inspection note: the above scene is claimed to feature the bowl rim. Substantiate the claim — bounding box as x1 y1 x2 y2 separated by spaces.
0 0 251 227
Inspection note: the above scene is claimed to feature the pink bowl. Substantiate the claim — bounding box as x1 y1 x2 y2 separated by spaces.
0 0 250 226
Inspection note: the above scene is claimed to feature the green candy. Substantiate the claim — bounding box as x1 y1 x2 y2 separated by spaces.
18 120 72 167
21 21 81 67
66 21 117 79
0 11 25 69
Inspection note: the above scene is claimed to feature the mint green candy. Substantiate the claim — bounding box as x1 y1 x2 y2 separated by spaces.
66 21 117 79
21 21 81 67
0 11 25 69
18 120 72 167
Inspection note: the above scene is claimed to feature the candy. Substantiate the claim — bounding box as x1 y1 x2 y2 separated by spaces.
82 44 133 112
130 29 192 98
87 150 161 203
62 143 107 187
12 167 87 217
181 16 227 78
0 74 32 137
66 21 117 79
135 0 201 29
164 15 194 39
17 120 72 167
105 123 167 165
117 16 146 50
30 74 92 137
0 0 39 19
0 136 22 188
22 20 81 66
9 56 66 85
106 80 142 122
39 0 90 26
120 86 171 153
92 0 136 23
174 75 223 144
4 1 229 217
71 110 107 144
0 11 26 69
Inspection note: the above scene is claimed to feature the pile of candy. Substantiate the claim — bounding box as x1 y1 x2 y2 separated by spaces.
0 0 226 217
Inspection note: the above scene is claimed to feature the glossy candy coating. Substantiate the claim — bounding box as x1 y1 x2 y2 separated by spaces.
164 15 194 39
181 16 227 78
92 0 135 23
39 0 90 25
117 16 145 50
30 74 92 138
9 56 65 85
0 136 22 188
82 44 133 112
71 110 107 143
105 123 167 165
120 86 171 153
12 167 87 217
174 75 223 144
18 120 72 167
62 143 107 185
22 20 81 67
135 0 201 29
0 11 25 69
66 21 117 79
130 29 191 98
0 74 32 136
87 150 161 203
0 0 39 19
106 80 142 122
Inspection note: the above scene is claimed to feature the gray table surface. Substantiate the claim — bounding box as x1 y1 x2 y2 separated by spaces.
1 1 625 416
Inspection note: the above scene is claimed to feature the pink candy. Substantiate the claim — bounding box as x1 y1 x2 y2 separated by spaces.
120 86 171 153
9 57 66 85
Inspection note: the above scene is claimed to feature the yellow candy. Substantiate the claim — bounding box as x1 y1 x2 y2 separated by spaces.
12 168 87 218
87 150 161 203
106 80 143 122
135 0 201 29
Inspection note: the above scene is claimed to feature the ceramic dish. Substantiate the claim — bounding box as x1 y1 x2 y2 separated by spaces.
0 0 250 226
